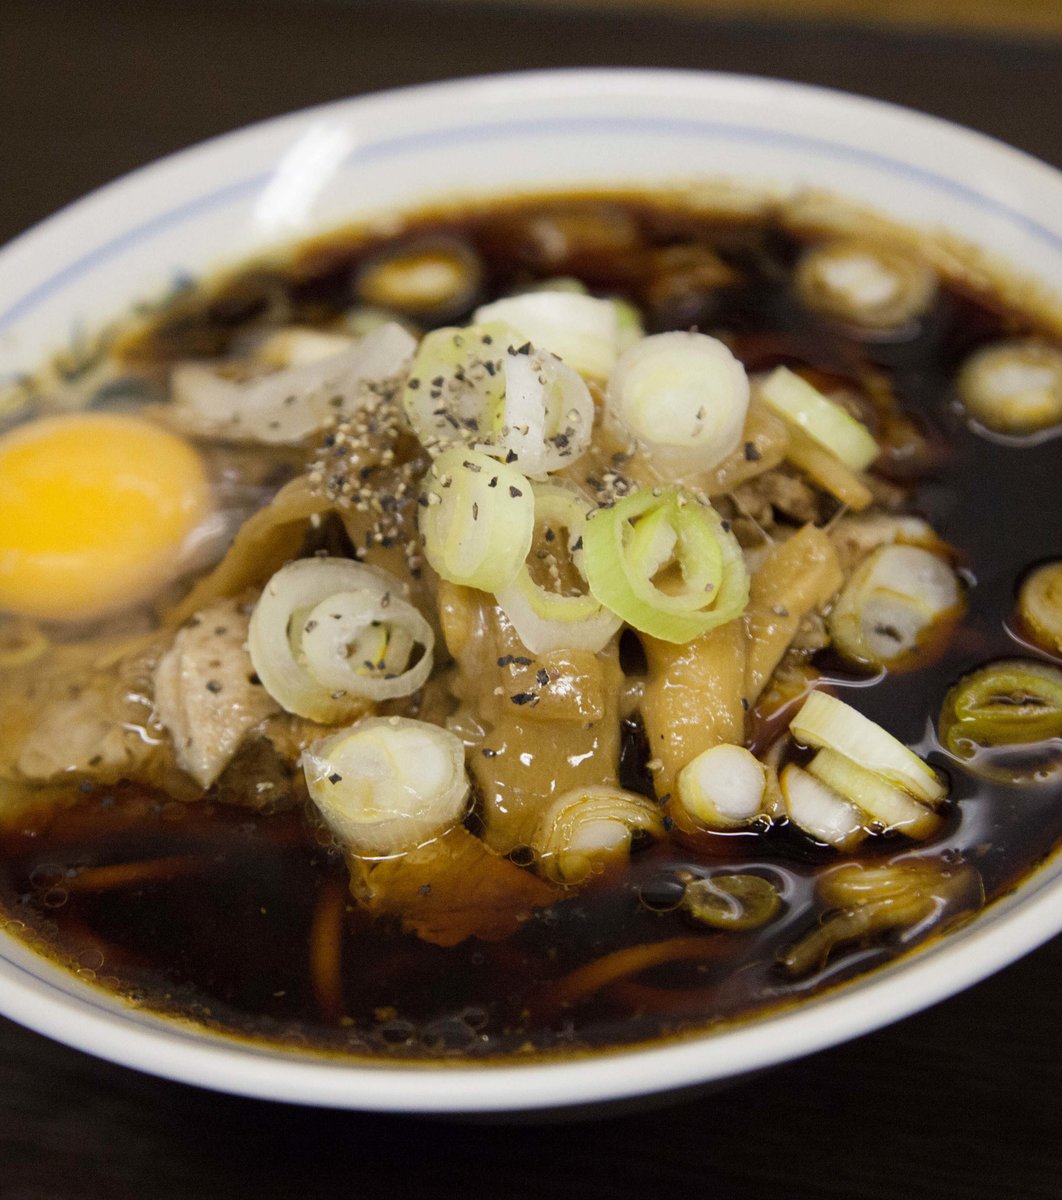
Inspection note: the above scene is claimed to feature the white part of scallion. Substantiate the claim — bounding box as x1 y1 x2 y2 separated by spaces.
795 238 937 331
303 717 470 859
401 322 511 452
473 291 620 380
513 285 643 349
759 366 879 471
605 331 750 477
613 297 645 351
488 347 594 478
956 339 1062 435
829 543 961 668
530 785 665 884
790 691 946 805
1018 561 1062 655
807 749 941 840
418 447 534 593
248 558 433 723
677 744 767 831
403 322 593 475
169 322 416 445
780 763 868 850
354 237 482 321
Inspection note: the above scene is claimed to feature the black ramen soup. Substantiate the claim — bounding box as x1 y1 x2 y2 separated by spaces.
0 192 1060 1061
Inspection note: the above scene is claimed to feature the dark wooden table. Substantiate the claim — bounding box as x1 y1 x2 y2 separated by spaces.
2 2 1060 1196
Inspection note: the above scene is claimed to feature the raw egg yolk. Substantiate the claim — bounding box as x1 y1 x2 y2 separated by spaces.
0 412 211 622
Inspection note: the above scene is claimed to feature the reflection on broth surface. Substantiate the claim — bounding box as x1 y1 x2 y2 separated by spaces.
0 192 1060 1060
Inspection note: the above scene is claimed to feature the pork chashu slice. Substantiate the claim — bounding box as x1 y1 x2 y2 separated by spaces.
154 597 281 789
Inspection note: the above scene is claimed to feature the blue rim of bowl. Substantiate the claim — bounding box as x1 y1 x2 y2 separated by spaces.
3 111 1062 335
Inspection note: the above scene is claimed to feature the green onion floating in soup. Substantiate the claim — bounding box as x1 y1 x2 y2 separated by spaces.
529 785 665 885
781 857 983 977
682 873 782 932
758 366 878 471
794 237 938 332
790 691 947 805
938 659 1062 782
354 236 484 322
956 339 1062 436
1017 561 1062 655
827 543 963 670
676 744 767 832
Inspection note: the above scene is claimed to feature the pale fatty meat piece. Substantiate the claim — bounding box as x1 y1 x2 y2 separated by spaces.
14 635 164 783
154 599 280 788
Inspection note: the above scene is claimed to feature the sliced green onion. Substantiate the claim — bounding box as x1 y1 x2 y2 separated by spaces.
807 749 941 840
473 291 620 380
248 558 433 723
624 502 678 579
682 874 781 931
303 717 469 859
484 344 594 477
401 322 511 450
169 322 416 445
780 763 867 850
790 691 946 804
530 785 664 884
582 485 749 643
828 513 938 573
626 500 723 604
515 282 643 350
784 425 873 510
795 238 937 331
355 236 483 321
759 367 878 470
418 447 534 592
676 744 767 831
1018 562 1062 655
939 659 1062 757
829 544 962 669
605 332 750 476
402 321 593 475
494 482 621 654
782 856 982 977
957 340 1062 435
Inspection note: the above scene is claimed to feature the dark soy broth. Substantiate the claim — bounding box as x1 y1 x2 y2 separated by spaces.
1 194 1060 1060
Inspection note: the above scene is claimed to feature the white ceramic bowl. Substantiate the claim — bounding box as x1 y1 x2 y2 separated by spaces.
0 69 1060 1115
